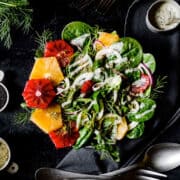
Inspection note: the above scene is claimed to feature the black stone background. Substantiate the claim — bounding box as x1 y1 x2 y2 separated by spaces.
0 0 180 179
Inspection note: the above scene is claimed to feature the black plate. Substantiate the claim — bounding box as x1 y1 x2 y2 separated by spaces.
120 0 180 167
0 0 180 179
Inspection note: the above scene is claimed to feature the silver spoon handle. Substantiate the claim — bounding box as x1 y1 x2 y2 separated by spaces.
101 163 140 176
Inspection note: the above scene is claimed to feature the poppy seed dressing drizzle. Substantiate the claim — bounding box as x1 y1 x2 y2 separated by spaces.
151 2 179 29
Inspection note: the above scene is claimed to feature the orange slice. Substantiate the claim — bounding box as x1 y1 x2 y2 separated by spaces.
116 117 128 140
29 57 64 86
30 103 63 133
98 32 120 47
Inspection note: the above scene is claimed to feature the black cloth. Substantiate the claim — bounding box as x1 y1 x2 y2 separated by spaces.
56 147 119 174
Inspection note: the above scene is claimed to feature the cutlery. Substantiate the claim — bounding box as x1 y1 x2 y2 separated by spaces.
35 142 174 180
103 143 180 176
35 167 167 180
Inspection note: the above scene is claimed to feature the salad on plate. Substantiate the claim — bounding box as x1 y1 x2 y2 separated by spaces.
20 21 160 161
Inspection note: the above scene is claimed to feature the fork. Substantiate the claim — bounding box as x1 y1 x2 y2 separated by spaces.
35 167 167 180
95 0 117 15
134 169 167 180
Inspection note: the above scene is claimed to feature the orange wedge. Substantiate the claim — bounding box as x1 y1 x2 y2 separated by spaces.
30 104 63 133
98 32 120 47
29 57 64 86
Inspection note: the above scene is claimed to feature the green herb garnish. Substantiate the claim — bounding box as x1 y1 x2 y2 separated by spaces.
14 102 32 125
151 76 168 99
35 29 53 57
0 0 33 48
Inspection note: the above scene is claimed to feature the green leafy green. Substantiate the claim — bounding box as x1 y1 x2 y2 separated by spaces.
0 0 32 48
127 98 156 122
120 37 143 68
61 21 93 41
143 53 156 73
127 123 144 139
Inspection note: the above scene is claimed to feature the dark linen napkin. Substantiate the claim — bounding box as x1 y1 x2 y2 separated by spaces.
56 147 119 175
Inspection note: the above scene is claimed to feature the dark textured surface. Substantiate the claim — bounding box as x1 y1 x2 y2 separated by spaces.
0 0 180 179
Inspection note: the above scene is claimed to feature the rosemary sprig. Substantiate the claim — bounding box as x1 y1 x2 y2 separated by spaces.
0 0 33 48
151 75 168 100
35 29 53 57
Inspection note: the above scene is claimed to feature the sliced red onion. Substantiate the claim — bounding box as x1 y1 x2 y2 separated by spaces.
139 63 153 85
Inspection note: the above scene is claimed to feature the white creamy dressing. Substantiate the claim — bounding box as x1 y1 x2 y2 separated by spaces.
105 57 127 69
70 33 90 49
70 54 92 76
135 104 156 119
92 75 121 91
72 72 94 87
69 55 90 69
56 78 70 94
95 42 127 68
92 82 106 91
132 77 147 87
93 68 107 81
153 2 179 29
129 100 140 113
125 67 140 74
140 103 146 109
70 62 90 76
76 112 82 129
128 121 139 130
87 100 96 111
105 76 122 89
113 90 118 103
97 106 104 120
61 100 71 108
109 42 124 52
95 48 120 60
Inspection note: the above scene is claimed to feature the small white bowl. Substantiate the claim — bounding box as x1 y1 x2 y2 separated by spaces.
0 70 9 112
0 82 9 112
0 138 19 174
146 0 180 32
0 137 11 171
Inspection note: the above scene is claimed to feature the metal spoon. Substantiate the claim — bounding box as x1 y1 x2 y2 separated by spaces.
104 142 180 177
143 142 180 172
35 142 180 179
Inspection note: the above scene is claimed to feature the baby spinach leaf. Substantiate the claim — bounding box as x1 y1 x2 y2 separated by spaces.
126 123 144 139
61 21 93 41
120 37 143 68
127 98 156 122
125 68 141 81
143 53 156 73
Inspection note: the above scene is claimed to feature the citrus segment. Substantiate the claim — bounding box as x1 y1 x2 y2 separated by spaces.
29 57 64 86
30 104 63 133
98 32 120 47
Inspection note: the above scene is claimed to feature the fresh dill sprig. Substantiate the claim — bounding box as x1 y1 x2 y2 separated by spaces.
0 0 33 48
14 102 32 125
35 29 53 57
151 75 168 100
